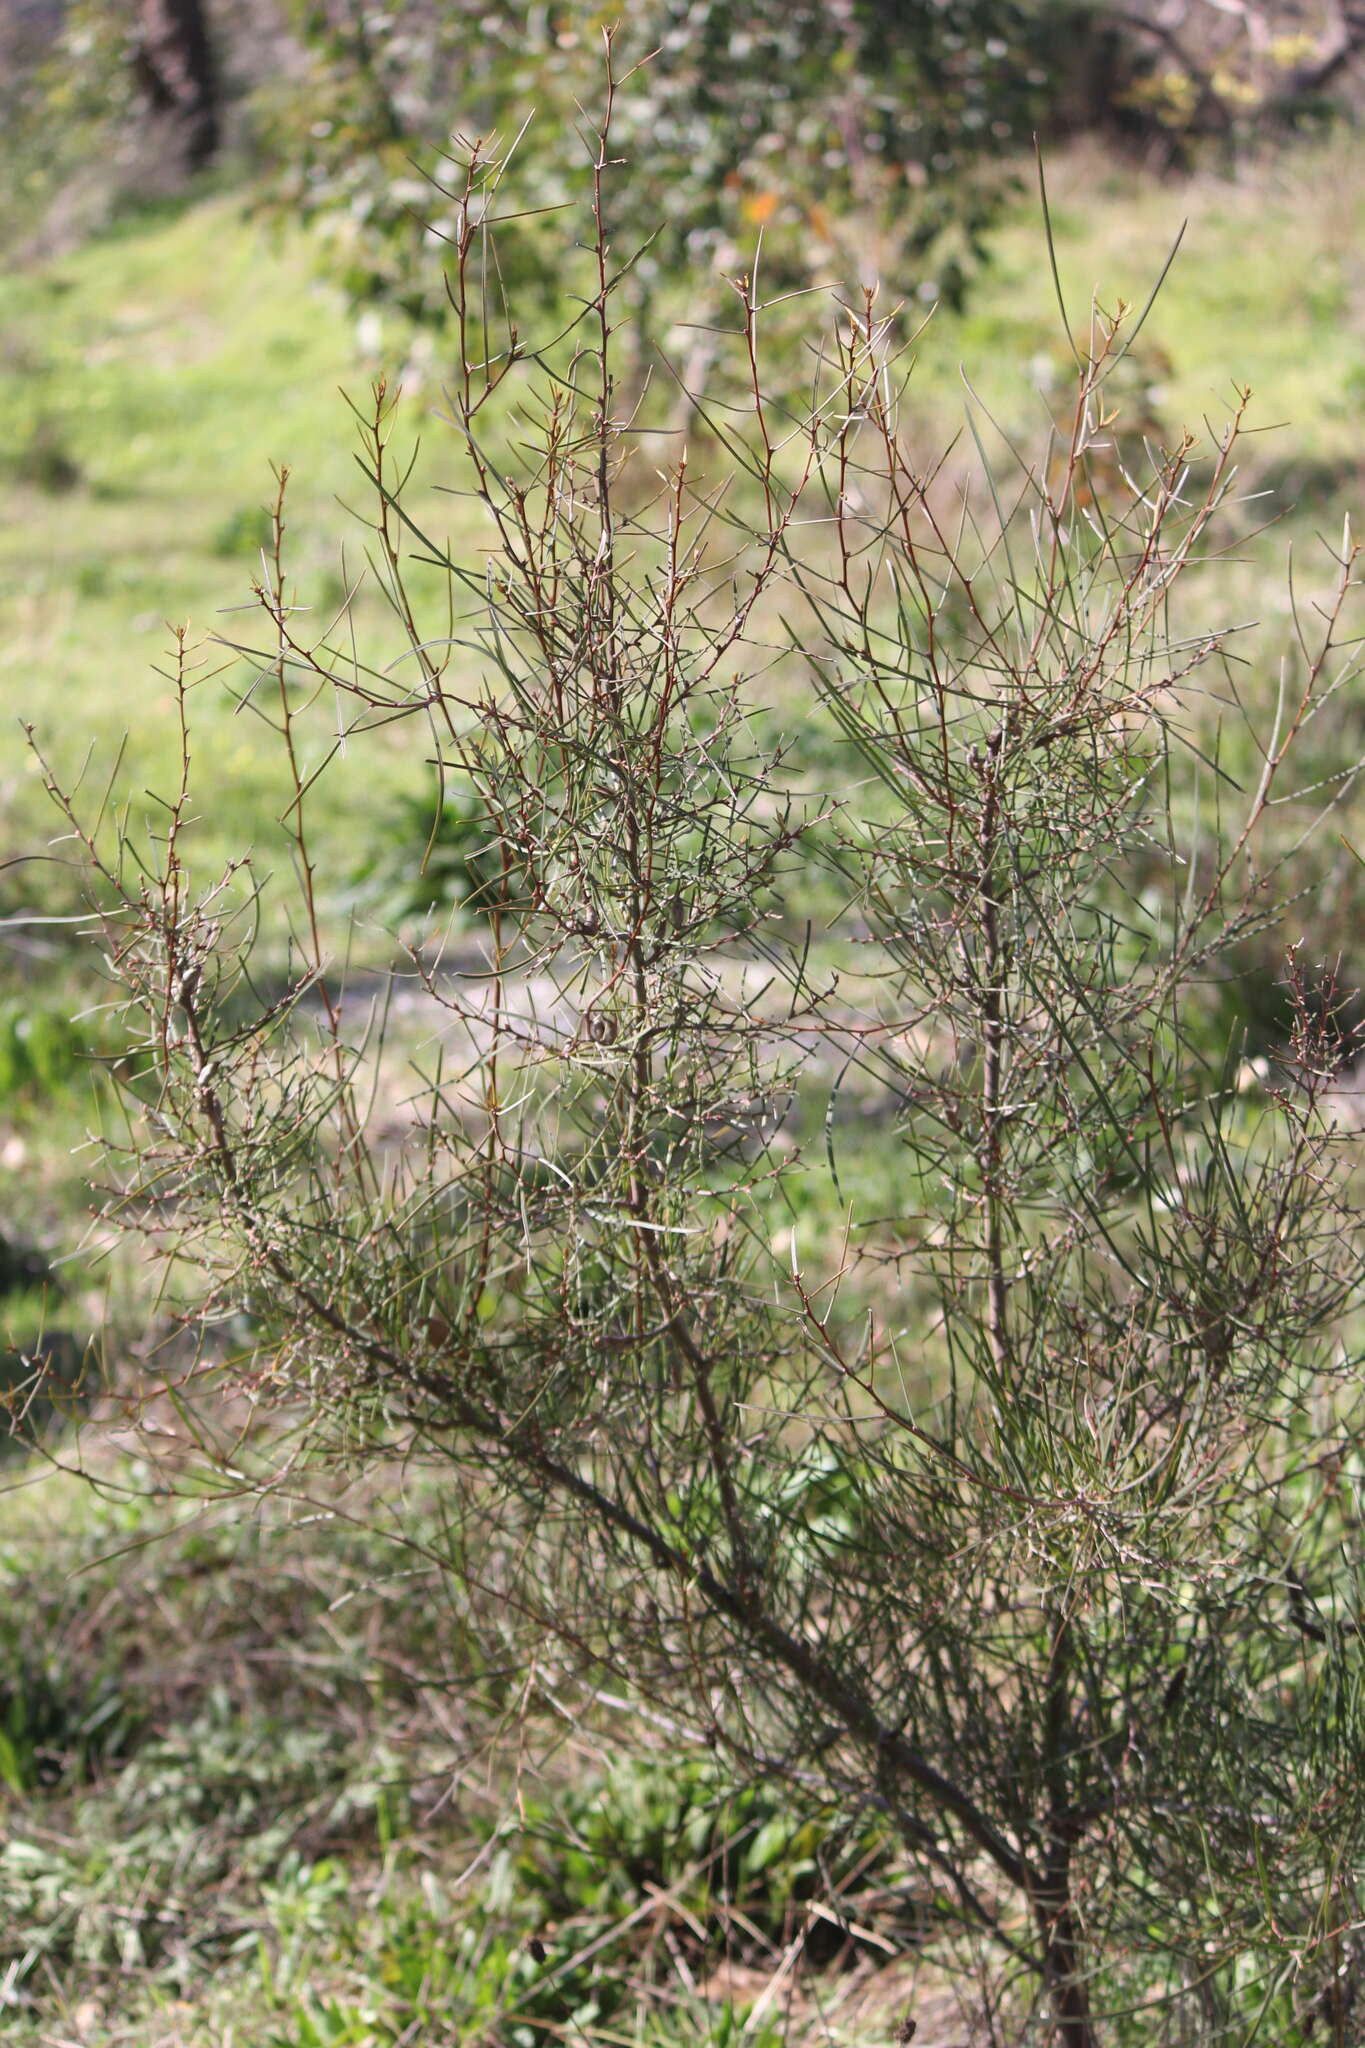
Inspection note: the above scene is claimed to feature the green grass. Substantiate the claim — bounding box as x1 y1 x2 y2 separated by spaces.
5 136 1363 829
0 194 467 903
0 1455 931 2047
922 134 1365 458
0 196 483 1319
2 136 1360 928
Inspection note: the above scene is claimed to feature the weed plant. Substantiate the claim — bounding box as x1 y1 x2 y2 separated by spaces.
45 67 1365 2048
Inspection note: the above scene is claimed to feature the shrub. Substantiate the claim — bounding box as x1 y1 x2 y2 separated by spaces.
254 0 1065 333
11 416 82 494
50 78 1365 2048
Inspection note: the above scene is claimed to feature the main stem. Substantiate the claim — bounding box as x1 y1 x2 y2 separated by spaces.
1037 1609 1099 2048
975 736 1097 2046
974 732 1011 1377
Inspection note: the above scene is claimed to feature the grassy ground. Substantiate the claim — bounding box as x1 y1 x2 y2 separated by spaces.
7 135 1365 843
0 1447 952 2046
3 131 1365 2043
953 135 1365 459
2 139 1361 924
0 193 456 891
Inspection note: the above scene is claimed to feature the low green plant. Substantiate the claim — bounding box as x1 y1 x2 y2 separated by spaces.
211 501 277 560
10 416 82 494
499 1750 921 1960
354 782 507 928
0 995 92 1100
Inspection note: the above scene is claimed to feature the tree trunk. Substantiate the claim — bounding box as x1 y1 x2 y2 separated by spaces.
1040 1897 1101 2048
1039 1611 1100 2048
134 0 219 171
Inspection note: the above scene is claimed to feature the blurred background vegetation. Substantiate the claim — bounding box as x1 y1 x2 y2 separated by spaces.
5 4 1365 2042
